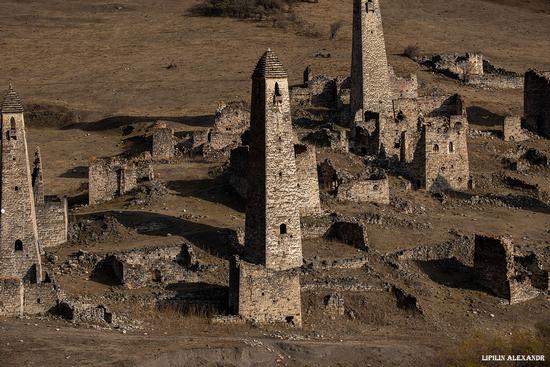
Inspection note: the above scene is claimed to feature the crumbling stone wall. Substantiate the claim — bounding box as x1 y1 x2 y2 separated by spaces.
336 173 390 205
23 282 57 315
36 197 68 248
0 278 23 316
423 115 470 192
0 86 43 283
31 147 68 248
389 67 418 99
93 244 194 289
303 127 348 152
524 69 550 138
229 258 302 326
207 101 249 151
473 235 540 304
290 75 337 109
503 116 527 142
294 144 321 215
88 154 154 205
152 123 175 160
350 0 392 120
324 221 369 251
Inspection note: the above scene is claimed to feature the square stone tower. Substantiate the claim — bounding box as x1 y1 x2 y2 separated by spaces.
230 50 303 327
245 49 303 271
350 0 392 121
0 85 42 283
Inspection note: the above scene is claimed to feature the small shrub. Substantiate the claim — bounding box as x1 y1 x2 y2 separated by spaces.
403 45 420 60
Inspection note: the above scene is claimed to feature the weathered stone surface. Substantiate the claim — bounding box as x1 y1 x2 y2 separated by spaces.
524 69 550 138
502 116 527 142
350 0 392 120
324 221 369 251
423 115 470 192
294 144 321 215
0 85 43 283
229 257 302 327
88 153 154 205
151 123 175 160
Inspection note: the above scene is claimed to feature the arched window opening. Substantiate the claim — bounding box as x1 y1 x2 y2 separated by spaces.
433 144 439 152
15 240 23 251
279 224 287 235
449 142 454 153
10 117 16 130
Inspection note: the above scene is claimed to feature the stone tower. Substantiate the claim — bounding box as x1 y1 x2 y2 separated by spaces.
245 49 303 271
0 85 42 283
350 0 392 121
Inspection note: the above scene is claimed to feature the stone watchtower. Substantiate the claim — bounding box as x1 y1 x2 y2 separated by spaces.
230 50 303 326
0 85 42 283
350 0 392 121
245 49 303 271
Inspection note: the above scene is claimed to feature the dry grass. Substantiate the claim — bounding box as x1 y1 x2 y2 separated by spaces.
441 321 550 367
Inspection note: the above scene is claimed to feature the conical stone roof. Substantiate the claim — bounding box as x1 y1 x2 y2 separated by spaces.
252 49 288 79
1 84 24 113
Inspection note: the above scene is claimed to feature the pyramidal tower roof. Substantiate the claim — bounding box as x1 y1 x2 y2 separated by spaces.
1 84 24 113
252 49 288 79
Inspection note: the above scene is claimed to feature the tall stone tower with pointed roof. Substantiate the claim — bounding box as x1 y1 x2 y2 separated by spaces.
229 50 303 327
245 49 303 271
0 85 42 283
350 0 392 121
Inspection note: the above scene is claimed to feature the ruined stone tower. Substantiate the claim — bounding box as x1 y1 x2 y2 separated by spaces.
0 85 42 283
350 0 392 121
244 49 303 271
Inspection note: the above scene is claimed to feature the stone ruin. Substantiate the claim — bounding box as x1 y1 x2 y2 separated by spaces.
523 69 550 138
474 235 547 304
415 52 523 89
502 115 528 142
32 147 69 248
421 115 470 192
92 243 200 289
204 101 249 153
88 152 155 205
0 85 68 318
229 50 303 326
335 168 390 205
151 121 175 160
317 159 390 205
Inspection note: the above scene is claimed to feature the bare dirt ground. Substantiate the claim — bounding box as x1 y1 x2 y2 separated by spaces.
1 0 550 366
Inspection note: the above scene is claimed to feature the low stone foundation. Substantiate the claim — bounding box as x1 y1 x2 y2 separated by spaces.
229 257 302 327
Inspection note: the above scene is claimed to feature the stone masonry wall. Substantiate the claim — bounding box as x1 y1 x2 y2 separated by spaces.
503 116 527 142
294 144 321 215
389 67 418 99
36 197 68 248
208 101 249 151
152 126 175 160
423 115 470 192
246 73 303 271
0 105 42 283
89 155 153 205
229 258 302 326
336 177 390 204
350 0 392 120
0 278 23 316
524 69 550 138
